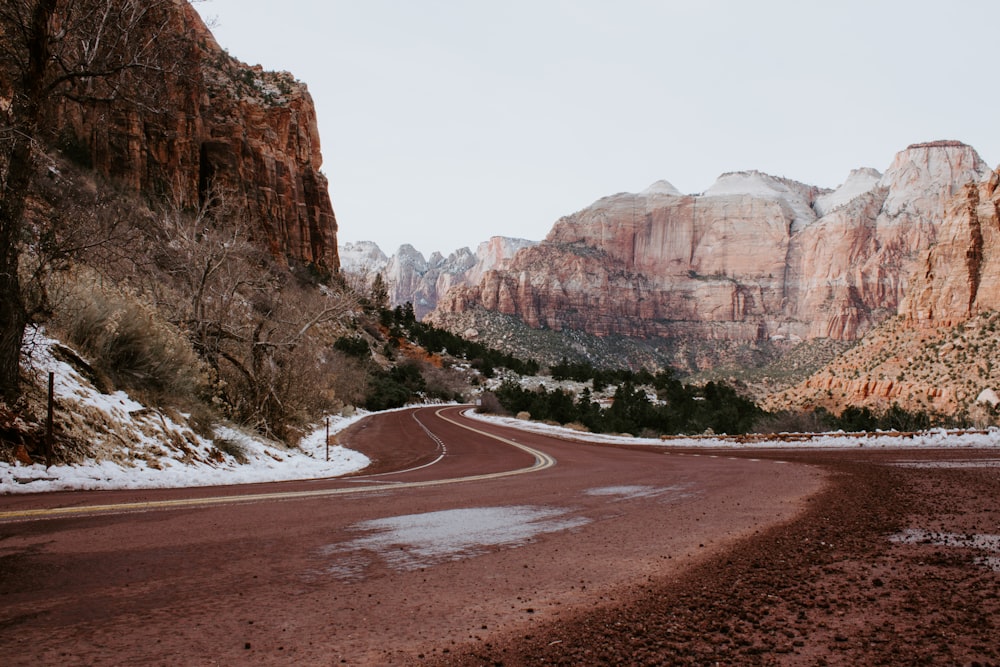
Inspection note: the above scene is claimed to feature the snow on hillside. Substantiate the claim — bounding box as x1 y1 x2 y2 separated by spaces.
1 332 371 494
5 333 1000 497
466 411 1000 451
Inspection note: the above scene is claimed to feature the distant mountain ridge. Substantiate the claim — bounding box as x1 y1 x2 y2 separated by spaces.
429 141 990 354
339 237 537 319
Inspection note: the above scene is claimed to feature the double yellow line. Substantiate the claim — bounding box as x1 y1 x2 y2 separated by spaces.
0 408 556 522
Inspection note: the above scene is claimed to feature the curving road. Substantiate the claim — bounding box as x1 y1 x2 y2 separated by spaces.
0 406 823 665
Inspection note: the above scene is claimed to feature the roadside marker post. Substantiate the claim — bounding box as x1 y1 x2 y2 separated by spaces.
46 372 54 468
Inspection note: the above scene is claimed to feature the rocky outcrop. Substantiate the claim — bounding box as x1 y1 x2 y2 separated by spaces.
433 142 990 346
902 167 1000 325
340 237 537 319
767 168 1000 418
42 1 338 270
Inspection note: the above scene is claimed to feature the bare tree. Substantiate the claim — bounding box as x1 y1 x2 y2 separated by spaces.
145 186 360 440
0 0 180 402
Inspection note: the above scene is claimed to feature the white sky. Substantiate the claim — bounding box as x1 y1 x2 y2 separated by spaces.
194 0 999 257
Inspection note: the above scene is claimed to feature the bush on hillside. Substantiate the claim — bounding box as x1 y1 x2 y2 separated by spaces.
48 271 208 403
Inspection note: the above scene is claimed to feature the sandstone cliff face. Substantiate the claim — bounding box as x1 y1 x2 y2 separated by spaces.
43 1 338 270
902 167 1000 325
433 142 990 346
766 166 1000 418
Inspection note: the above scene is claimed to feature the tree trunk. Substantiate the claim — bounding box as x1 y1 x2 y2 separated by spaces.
0 267 27 404
0 0 58 403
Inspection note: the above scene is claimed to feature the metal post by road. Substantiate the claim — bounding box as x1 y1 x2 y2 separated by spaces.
325 417 330 462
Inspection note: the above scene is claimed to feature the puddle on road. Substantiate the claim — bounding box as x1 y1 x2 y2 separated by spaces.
890 528 1000 572
585 484 694 502
318 506 590 580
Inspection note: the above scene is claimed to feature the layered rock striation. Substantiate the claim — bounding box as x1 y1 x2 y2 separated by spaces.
41 1 338 270
902 167 1000 325
767 165 1000 417
432 142 990 345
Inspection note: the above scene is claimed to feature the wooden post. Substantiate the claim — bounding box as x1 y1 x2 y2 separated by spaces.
46 371 54 468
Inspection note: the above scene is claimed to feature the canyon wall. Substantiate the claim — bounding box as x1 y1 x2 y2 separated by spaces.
766 165 1000 417
432 142 990 345
902 167 1000 325
40 1 338 270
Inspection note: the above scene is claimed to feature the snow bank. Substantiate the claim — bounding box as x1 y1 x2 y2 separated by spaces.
1 331 371 494
465 411 1000 450
0 414 371 494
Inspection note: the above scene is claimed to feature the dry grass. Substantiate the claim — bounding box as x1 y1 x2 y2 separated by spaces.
47 268 208 403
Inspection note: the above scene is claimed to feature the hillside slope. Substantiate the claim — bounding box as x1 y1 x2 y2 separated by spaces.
767 166 1000 420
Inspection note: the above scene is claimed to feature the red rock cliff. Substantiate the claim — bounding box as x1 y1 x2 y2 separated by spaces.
40 1 338 270
902 167 1000 325
432 143 989 344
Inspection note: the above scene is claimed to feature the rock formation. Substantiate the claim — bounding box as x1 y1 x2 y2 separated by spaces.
766 165 1000 418
339 241 391 276
902 167 1000 325
432 142 990 348
340 237 538 319
40 1 338 270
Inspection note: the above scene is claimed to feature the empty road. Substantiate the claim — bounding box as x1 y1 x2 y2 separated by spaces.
0 406 822 665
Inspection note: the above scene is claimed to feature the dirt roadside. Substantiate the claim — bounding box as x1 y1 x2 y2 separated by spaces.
431 448 1000 666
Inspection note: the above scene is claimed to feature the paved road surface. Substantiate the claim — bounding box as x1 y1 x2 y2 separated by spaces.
0 406 822 665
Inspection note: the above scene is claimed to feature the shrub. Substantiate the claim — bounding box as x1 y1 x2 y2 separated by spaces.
334 336 370 358
49 272 208 402
214 437 249 464
362 373 411 411
476 391 507 415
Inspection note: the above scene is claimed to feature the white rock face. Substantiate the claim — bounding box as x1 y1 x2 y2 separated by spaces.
341 237 538 320
814 168 882 217
879 141 990 220
642 180 683 197
976 388 1000 408
703 170 823 233
466 236 539 286
339 240 389 274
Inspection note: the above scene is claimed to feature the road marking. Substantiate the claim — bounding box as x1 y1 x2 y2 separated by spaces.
0 407 556 523
352 411 448 478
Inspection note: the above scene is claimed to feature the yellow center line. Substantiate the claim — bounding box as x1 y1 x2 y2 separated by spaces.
0 408 556 522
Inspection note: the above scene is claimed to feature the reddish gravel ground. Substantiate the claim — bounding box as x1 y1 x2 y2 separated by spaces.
431 447 1000 666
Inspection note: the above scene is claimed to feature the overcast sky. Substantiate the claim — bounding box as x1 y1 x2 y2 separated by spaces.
195 1 999 258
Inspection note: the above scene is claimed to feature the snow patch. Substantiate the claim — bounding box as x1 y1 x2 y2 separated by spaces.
316 506 590 578
1 332 371 494
465 410 1000 450
585 484 693 502
890 528 1000 572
